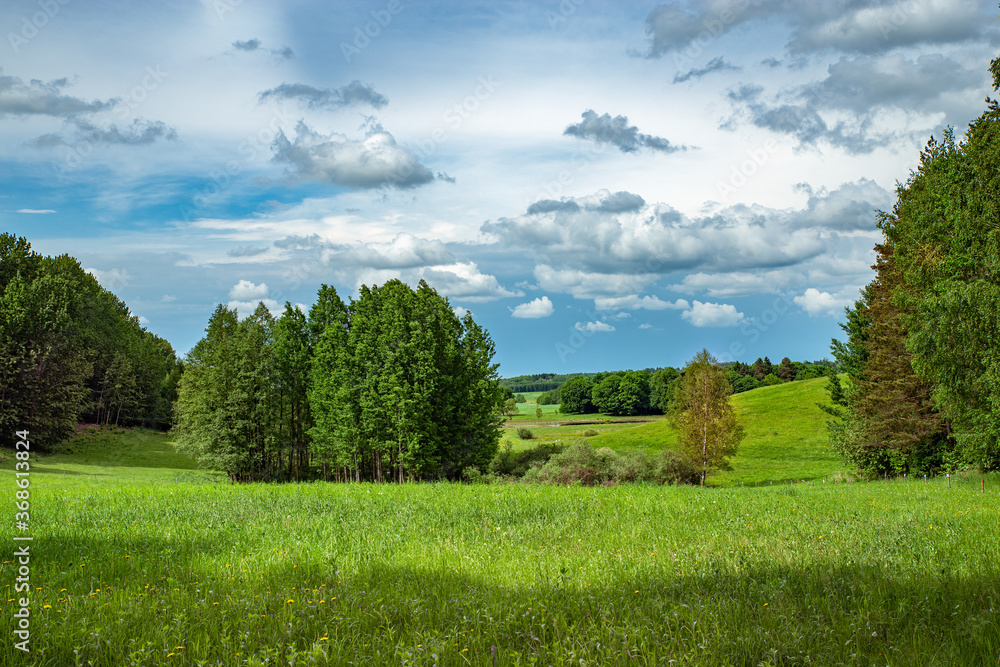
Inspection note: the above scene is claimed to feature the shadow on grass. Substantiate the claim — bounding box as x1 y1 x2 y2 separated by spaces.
11 549 999 666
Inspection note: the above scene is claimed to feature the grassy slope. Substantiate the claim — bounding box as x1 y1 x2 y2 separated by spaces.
590 376 847 486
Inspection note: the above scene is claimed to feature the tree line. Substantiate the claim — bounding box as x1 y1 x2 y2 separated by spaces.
826 56 1000 476
0 234 181 449
550 357 830 416
173 280 505 483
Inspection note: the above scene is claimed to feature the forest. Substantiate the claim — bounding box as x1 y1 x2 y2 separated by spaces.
822 59 1000 476
0 234 181 450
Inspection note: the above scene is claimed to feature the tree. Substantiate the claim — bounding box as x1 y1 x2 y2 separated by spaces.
558 376 594 414
649 367 679 413
776 357 796 382
672 349 745 486
514 393 527 404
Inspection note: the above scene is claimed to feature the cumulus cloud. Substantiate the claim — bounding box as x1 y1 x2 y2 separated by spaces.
258 80 388 110
671 270 806 298
271 121 436 189
228 298 282 319
723 52 986 154
681 301 745 327
229 279 269 300
673 56 740 83
354 261 520 303
594 295 689 311
453 306 470 318
333 234 455 269
85 267 131 289
793 288 854 317
0 73 111 117
642 0 991 59
575 320 615 333
564 110 686 154
511 296 555 318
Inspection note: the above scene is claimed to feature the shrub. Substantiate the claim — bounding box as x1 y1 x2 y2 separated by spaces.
517 427 534 440
583 428 598 437
461 466 484 484
651 449 700 485
489 441 563 477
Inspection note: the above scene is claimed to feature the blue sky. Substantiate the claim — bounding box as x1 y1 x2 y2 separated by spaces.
1 0 997 376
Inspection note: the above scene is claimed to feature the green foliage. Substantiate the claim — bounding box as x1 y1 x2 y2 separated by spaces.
672 350 746 486
589 371 653 416
827 56 1000 474
516 427 534 440
177 280 505 483
488 440 564 477
514 393 527 403
558 376 595 414
0 234 180 449
649 367 679 412
761 373 782 387
537 388 560 405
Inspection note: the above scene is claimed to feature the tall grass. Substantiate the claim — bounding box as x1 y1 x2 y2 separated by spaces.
1 432 998 665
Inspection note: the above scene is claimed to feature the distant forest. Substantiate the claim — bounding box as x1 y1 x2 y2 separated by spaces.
0 234 181 450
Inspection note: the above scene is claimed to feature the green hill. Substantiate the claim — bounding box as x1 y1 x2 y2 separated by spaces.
590 376 847 486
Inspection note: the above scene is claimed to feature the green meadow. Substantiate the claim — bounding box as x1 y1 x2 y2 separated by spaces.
2 403 999 665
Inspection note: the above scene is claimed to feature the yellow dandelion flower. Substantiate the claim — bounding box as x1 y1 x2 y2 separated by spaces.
42 605 51 609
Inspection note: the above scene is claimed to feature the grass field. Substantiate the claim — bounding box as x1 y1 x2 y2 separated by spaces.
2 386 998 665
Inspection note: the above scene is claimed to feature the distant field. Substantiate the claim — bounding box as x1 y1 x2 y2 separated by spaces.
587 376 847 486
1 431 998 665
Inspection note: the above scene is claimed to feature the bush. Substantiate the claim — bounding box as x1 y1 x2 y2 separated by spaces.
489 441 563 477
461 466 484 484
517 427 534 440
651 449 701 485
583 428 598 437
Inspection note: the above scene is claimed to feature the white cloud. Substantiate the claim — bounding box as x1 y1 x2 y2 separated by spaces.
534 264 659 299
453 306 470 318
14 209 55 214
227 298 283 319
161 295 177 302
271 122 435 189
681 301 746 328
355 261 519 303
594 294 689 311
229 279 269 300
85 267 131 288
575 320 616 333
793 288 854 317
638 323 654 330
511 296 554 319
